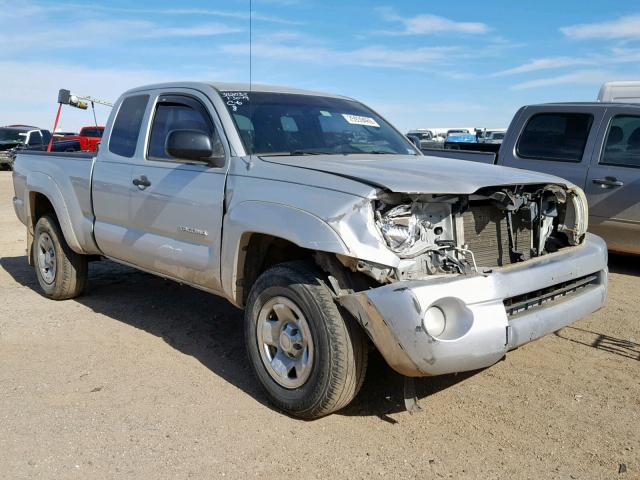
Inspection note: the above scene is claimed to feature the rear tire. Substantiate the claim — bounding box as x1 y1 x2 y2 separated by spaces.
33 215 88 300
245 261 367 419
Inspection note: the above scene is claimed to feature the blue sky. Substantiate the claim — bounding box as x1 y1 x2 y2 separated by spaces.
1 0 640 132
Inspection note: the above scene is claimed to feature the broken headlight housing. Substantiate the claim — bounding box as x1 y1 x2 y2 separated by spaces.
558 186 588 245
374 195 471 277
375 198 455 258
371 184 586 282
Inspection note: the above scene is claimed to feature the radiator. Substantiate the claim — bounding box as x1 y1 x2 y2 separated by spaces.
462 205 533 268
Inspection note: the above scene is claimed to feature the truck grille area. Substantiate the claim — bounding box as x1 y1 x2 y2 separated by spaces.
503 273 600 318
462 205 532 268
0 150 12 164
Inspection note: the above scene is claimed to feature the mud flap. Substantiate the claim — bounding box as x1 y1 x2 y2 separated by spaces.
403 376 422 414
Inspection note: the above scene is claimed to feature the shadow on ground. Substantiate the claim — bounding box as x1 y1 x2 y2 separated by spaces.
555 326 639 361
608 252 640 276
0 255 476 420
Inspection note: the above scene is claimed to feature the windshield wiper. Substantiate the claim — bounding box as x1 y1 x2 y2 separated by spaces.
290 150 334 156
257 150 333 157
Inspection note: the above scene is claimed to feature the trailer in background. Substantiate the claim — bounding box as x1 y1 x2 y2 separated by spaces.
598 81 640 103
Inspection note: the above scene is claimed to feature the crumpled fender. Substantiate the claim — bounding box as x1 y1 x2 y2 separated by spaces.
221 200 352 305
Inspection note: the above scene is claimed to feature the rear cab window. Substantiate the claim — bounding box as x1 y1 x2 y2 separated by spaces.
109 95 149 158
82 127 104 138
517 113 594 162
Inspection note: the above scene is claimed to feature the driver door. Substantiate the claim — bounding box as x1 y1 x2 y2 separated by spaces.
125 90 230 292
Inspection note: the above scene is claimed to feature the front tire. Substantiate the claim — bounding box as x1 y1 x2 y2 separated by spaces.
245 261 367 419
33 214 88 300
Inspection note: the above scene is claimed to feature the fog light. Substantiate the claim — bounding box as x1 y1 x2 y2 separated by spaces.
423 306 446 337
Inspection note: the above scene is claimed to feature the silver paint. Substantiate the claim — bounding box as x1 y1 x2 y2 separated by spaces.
11 81 610 378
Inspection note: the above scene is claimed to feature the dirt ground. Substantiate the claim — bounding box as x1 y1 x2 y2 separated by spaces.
0 170 638 480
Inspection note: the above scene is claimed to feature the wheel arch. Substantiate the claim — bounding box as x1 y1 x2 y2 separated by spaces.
24 174 85 262
221 201 352 307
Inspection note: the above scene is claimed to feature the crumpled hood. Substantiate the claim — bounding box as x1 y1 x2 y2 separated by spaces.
262 154 570 194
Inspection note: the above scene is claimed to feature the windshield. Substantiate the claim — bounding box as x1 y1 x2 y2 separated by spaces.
220 91 417 156
0 128 27 143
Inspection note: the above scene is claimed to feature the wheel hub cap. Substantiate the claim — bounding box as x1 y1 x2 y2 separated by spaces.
36 233 56 285
256 296 314 389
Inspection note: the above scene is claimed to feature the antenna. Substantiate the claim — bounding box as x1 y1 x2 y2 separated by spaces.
249 0 252 93
248 0 254 159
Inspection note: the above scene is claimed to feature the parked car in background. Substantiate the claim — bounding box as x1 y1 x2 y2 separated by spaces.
425 102 640 254
444 131 477 149
52 131 78 142
62 126 104 152
406 129 440 149
482 130 506 144
11 81 607 418
446 131 476 143
0 126 79 169
1 126 29 169
446 128 469 136
0 126 53 169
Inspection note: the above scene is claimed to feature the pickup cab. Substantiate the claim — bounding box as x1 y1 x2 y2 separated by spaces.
12 82 608 418
427 103 640 254
62 126 105 152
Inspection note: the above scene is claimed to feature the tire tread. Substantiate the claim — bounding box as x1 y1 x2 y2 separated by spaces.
33 214 87 300
245 260 367 419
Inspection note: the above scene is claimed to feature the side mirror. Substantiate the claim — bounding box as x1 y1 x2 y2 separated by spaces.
406 135 421 149
165 129 225 167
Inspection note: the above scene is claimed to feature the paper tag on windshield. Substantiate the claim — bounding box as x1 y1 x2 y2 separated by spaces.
342 114 380 128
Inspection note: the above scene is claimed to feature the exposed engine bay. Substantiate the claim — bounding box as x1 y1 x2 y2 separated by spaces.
349 184 587 283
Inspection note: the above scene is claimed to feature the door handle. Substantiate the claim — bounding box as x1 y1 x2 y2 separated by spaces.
592 177 623 188
132 175 151 189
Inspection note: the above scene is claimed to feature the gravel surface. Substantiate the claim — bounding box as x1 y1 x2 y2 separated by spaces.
0 170 638 479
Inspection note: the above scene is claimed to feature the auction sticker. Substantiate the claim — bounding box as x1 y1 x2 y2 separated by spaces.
341 114 380 127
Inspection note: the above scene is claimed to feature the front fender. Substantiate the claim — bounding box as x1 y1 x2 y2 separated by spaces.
221 200 352 305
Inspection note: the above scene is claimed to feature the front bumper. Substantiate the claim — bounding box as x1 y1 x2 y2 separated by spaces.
340 234 608 377
0 151 14 166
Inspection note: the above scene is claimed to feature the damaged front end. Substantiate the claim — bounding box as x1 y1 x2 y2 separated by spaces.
355 183 588 283
332 183 605 379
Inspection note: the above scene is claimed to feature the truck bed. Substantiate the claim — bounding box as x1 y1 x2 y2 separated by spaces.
16 150 94 159
12 150 99 256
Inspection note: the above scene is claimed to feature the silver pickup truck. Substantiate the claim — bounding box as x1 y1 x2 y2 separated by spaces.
12 82 608 418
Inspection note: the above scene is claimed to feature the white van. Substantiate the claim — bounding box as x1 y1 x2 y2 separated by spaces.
598 81 640 103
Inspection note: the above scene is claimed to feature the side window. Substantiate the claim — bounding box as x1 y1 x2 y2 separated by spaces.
601 115 640 168
41 130 51 145
517 113 593 162
109 95 149 158
148 98 216 160
27 131 42 146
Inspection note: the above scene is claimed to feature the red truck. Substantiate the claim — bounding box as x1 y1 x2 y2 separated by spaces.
62 126 104 152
